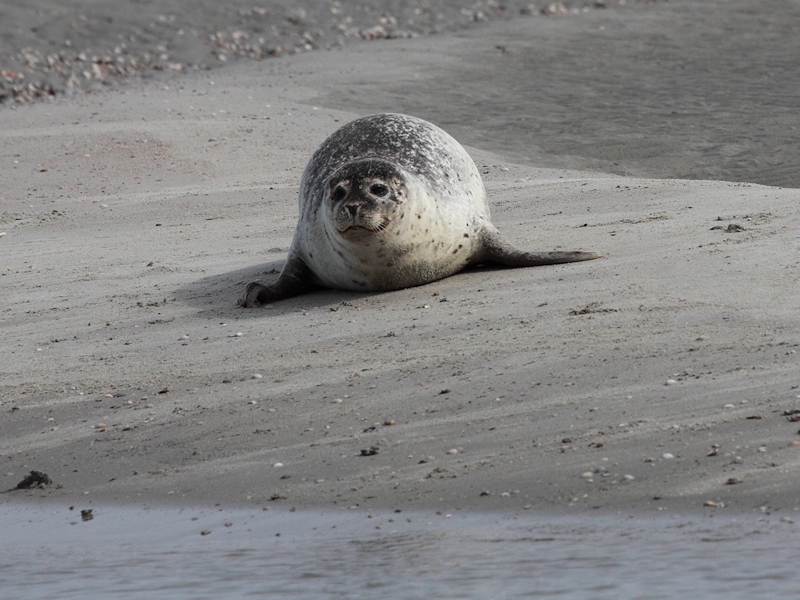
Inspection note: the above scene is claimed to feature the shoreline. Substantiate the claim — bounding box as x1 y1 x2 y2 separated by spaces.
0 0 616 104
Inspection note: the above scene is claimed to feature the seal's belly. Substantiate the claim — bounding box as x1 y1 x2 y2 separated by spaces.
309 225 478 292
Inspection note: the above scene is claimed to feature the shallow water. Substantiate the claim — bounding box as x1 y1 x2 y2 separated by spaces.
2 504 798 599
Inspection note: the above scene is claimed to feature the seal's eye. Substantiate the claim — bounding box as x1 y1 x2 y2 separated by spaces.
369 183 390 198
331 185 347 202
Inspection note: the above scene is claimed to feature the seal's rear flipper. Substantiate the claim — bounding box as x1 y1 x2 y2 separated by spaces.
474 226 600 267
239 255 313 308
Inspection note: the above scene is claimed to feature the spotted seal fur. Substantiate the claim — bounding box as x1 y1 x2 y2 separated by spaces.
240 113 599 307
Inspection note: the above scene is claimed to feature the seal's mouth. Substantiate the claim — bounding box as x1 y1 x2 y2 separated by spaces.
338 219 391 235
332 195 394 234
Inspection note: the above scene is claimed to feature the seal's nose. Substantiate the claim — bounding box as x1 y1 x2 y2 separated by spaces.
346 204 359 217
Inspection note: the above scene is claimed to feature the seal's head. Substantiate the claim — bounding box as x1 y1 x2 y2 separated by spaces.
326 158 407 238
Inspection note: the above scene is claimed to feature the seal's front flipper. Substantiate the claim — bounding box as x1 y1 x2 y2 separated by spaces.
239 255 314 308
474 226 600 267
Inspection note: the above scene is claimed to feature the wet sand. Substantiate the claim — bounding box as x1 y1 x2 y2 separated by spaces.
1 0 799 516
308 0 800 187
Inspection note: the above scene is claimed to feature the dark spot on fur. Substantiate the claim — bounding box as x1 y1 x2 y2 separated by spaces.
416 214 421 219
463 233 469 238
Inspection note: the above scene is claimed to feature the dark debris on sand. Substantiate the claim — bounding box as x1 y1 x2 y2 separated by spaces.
15 470 53 489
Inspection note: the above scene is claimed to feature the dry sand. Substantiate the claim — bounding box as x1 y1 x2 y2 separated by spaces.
2 1 799 516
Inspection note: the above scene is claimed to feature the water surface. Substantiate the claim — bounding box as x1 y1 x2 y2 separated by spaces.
2 504 798 598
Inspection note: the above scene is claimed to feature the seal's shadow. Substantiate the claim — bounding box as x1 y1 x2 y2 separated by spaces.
174 259 367 318
175 259 514 319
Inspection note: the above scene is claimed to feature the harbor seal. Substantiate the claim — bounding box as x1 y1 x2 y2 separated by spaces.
240 113 599 307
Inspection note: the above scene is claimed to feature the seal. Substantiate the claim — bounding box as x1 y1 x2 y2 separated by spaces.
240 113 599 307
